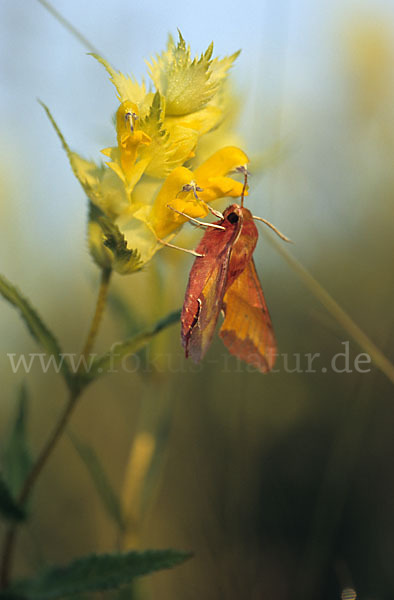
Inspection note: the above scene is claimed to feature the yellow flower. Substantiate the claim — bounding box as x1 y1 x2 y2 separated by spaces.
108 146 250 268
98 82 199 182
146 146 249 239
101 100 152 188
42 34 247 275
92 32 239 180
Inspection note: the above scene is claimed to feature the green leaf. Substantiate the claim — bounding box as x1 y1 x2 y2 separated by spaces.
139 91 165 140
90 53 148 108
7 549 192 599
69 432 124 530
89 203 143 274
0 473 25 522
0 274 72 387
147 31 239 115
3 384 32 497
40 103 130 232
84 309 181 382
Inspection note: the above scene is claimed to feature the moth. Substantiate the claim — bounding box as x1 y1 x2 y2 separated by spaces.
178 181 290 373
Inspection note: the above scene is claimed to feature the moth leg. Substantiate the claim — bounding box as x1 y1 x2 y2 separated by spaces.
166 205 225 230
156 237 204 257
206 205 224 219
252 216 292 243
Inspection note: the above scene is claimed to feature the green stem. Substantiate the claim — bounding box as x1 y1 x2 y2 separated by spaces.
0 268 112 589
80 269 112 361
37 0 102 55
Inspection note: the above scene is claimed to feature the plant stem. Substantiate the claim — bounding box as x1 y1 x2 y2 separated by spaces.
37 0 102 55
0 268 112 589
80 268 112 360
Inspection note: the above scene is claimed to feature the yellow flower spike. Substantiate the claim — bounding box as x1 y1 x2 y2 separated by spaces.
43 35 247 274
102 94 199 184
148 146 250 239
94 36 239 183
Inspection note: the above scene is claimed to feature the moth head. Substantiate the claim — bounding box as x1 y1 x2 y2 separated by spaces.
222 203 252 226
227 211 239 224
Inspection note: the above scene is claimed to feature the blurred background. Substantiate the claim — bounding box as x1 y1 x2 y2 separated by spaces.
1 0 394 598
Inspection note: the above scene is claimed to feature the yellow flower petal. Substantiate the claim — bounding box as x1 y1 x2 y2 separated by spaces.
114 102 152 181
149 167 209 238
101 102 152 190
194 146 249 186
116 100 140 142
197 176 246 204
147 146 250 238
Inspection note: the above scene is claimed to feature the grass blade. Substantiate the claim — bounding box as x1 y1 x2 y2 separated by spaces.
69 432 124 531
265 234 394 384
37 0 102 55
0 275 72 387
3 385 32 497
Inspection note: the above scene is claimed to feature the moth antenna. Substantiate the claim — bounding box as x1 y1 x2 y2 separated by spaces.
157 237 203 257
253 216 293 243
166 205 226 230
234 165 249 207
241 172 247 208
